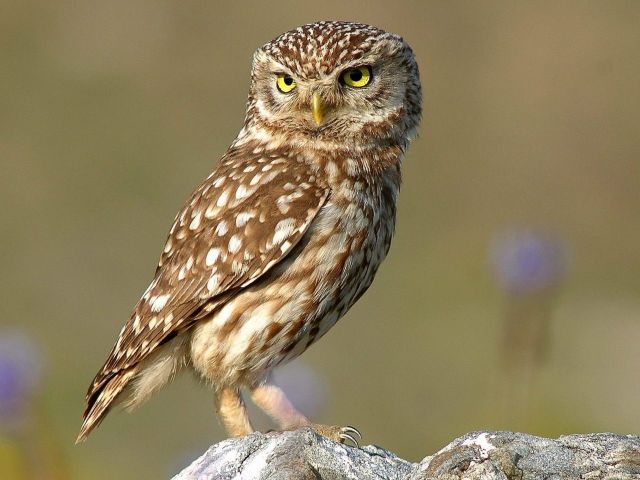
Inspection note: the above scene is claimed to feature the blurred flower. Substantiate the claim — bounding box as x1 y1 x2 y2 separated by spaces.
0 331 42 433
489 228 570 390
490 229 568 296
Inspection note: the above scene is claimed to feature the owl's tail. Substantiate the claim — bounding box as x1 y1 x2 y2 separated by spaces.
75 369 136 444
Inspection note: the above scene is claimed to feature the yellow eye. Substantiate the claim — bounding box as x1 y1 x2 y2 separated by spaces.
341 66 372 88
276 73 296 93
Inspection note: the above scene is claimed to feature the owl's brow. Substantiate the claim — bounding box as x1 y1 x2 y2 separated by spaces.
266 59 295 75
336 56 379 71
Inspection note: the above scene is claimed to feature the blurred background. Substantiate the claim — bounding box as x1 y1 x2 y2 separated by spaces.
1 1 639 478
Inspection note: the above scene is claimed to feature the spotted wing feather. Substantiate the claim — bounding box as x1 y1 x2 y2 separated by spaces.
83 148 329 417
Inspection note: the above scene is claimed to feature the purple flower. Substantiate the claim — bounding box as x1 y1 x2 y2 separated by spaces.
490 229 568 295
0 331 42 430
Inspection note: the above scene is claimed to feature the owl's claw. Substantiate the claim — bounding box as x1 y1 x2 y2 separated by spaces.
338 425 361 447
305 423 361 448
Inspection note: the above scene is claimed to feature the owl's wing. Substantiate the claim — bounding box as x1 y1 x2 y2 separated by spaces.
83 147 328 418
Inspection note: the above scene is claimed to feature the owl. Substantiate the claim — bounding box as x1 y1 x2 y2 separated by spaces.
77 21 422 444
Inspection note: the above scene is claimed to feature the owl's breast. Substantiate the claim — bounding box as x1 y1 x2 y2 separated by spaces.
293 165 400 340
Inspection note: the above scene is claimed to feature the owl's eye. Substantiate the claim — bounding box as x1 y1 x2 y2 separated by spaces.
276 73 296 93
341 66 372 88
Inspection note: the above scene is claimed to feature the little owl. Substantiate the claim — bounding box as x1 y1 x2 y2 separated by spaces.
77 20 422 444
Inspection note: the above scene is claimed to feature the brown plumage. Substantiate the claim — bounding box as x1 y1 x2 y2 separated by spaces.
78 20 422 443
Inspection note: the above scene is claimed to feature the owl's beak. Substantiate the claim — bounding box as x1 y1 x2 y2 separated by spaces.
311 93 324 126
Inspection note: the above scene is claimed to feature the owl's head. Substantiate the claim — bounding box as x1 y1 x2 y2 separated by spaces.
243 21 422 148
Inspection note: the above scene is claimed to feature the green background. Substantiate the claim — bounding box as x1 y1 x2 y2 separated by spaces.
1 1 639 478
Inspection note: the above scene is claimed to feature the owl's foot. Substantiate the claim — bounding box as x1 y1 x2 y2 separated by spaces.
308 424 361 447
249 380 361 446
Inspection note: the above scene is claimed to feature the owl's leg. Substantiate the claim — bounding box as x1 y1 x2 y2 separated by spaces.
215 387 253 437
250 378 361 446
250 379 309 429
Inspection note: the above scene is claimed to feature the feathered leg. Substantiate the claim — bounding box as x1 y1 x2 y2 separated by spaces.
250 378 308 429
215 387 253 437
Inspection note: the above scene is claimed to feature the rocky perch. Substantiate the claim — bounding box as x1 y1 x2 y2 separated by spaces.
173 428 640 479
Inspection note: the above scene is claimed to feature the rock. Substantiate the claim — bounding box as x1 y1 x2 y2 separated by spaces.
409 431 640 480
172 427 412 480
173 429 640 480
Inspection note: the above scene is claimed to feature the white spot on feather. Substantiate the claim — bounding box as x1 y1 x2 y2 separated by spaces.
231 259 244 274
178 266 187 280
189 212 202 230
133 315 142 334
235 184 249 199
216 220 229 236
206 248 221 266
205 203 218 219
228 234 242 254
236 211 254 227
207 274 220 292
280 240 292 252
216 188 230 207
250 173 263 186
277 202 290 214
150 294 170 312
273 218 296 245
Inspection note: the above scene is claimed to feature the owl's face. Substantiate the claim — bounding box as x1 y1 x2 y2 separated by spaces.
244 21 422 147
